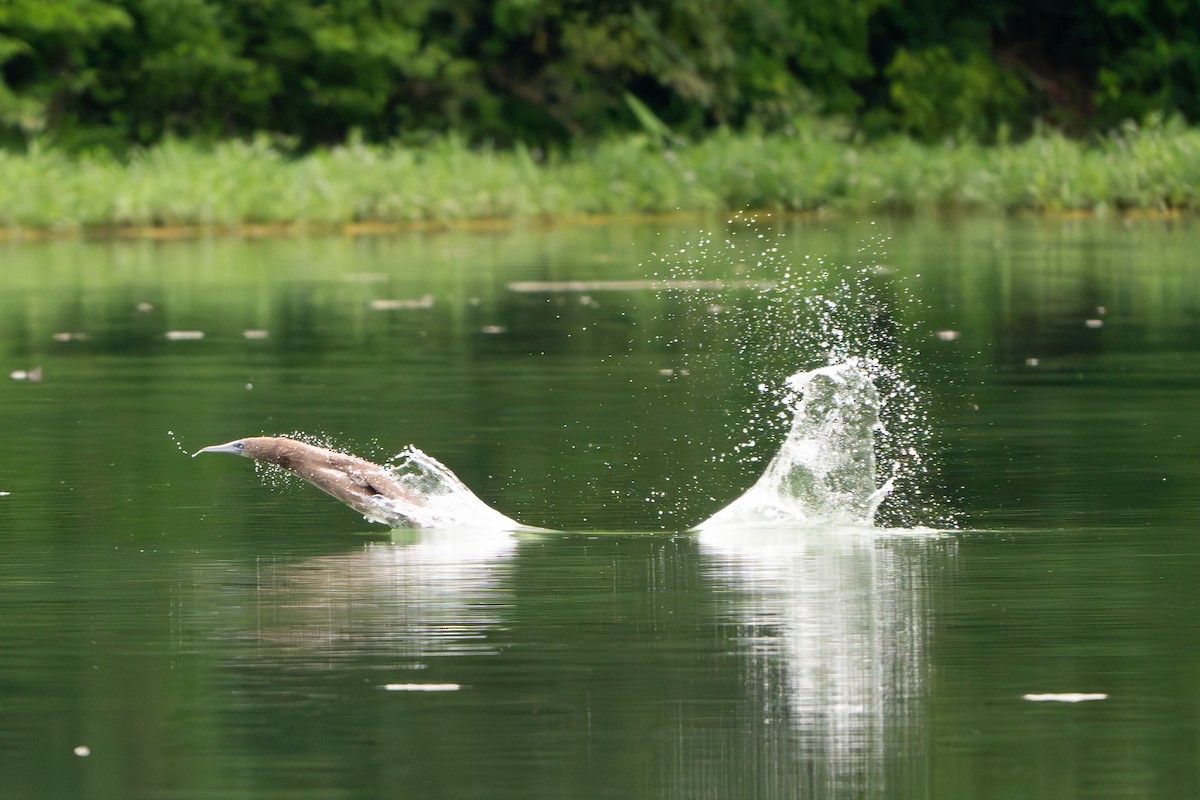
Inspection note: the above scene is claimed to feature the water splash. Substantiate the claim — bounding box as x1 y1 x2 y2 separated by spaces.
191 215 948 531
166 430 191 456
239 433 524 530
697 359 892 529
367 446 525 530
250 430 349 495
651 214 952 529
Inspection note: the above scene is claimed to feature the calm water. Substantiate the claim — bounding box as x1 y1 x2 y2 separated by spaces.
1 216 1199 799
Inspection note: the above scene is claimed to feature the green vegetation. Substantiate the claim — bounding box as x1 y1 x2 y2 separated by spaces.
4 1 1200 232
3 117 1200 233
2 0 1199 149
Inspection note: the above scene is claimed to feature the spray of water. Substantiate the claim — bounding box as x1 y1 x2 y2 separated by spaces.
696 359 893 528
371 446 525 530
229 430 524 530
653 213 952 529
166 431 191 456
249 430 352 495
189 215 949 531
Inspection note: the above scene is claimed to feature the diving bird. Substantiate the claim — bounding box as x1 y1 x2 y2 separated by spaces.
193 436 415 518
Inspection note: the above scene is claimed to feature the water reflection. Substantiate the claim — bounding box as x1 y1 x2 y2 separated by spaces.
215 528 953 800
246 529 519 665
697 527 953 799
6 217 1199 799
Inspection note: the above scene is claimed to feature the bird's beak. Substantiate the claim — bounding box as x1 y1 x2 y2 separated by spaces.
191 440 246 458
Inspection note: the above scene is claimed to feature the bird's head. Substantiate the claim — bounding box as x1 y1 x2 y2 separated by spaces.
192 436 304 468
192 439 250 458
192 436 291 459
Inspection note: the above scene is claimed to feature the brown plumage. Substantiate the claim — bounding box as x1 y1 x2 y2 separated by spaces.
193 436 414 518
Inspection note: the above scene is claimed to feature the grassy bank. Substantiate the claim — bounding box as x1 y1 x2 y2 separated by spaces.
3 118 1199 236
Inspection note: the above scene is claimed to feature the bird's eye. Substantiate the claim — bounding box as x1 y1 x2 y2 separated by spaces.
234 442 245 449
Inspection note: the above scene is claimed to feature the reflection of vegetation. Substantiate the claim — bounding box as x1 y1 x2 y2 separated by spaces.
5 118 1200 233
6 217 1197 366
3 218 1198 529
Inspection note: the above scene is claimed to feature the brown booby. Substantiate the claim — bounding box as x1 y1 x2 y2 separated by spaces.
193 436 414 518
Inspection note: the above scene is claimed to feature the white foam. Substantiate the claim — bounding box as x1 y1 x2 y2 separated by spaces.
366 446 526 531
697 359 890 530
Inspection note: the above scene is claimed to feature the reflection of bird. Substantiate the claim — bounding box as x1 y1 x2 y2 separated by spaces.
193 436 413 517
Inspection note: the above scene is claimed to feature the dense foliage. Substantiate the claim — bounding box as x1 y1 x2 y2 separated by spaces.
1 117 1197 232
1 0 1198 150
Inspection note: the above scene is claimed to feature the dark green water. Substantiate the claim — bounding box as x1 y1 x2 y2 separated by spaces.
1 217 1199 799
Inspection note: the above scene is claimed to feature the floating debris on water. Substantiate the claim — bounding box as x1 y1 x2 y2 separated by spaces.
51 332 87 342
1085 319 1104 329
1023 693 1108 703
480 325 507 335
1025 357 1040 367
935 330 961 341
382 683 461 692
73 745 91 757
507 279 774 293
164 331 205 341
369 294 434 310
242 329 269 339
10 367 42 382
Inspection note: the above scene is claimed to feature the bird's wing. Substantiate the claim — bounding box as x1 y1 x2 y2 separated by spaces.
327 453 410 500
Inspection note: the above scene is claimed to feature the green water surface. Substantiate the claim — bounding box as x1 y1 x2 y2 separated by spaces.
1 217 1198 799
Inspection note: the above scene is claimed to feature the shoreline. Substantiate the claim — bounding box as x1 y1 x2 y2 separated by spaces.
3 121 1199 242
0 207 1189 245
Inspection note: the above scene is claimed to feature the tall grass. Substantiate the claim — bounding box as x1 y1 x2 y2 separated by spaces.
3 117 1200 234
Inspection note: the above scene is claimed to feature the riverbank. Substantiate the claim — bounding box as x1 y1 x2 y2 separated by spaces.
2 119 1198 238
